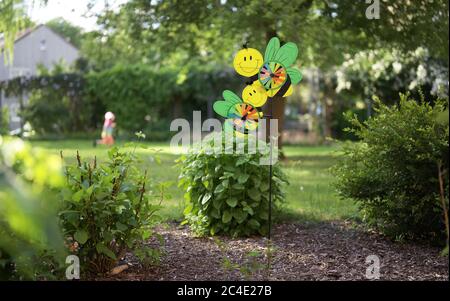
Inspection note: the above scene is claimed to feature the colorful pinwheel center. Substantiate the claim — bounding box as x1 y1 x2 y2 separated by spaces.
258 62 287 90
228 103 259 132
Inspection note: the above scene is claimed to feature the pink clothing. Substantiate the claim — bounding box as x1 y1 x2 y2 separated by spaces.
104 119 113 127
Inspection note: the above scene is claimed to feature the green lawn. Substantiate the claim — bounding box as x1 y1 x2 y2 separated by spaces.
30 139 359 224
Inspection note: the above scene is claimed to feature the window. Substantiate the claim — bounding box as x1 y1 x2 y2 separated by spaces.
40 39 46 51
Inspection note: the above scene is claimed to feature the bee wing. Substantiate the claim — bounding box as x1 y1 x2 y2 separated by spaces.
213 100 235 118
222 90 243 105
286 67 303 84
264 37 280 62
274 42 298 67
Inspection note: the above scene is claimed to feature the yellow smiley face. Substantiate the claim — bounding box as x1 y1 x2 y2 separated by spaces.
233 48 263 77
242 81 268 107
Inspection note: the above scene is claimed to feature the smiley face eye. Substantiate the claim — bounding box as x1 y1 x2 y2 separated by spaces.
249 93 252 96
253 90 256 93
250 56 252 60
244 56 246 61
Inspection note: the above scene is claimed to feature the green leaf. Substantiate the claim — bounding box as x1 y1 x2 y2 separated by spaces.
226 197 238 208
287 68 303 84
183 203 193 215
236 157 248 166
74 229 89 244
222 210 232 223
259 182 269 192
72 190 84 202
116 221 128 231
233 210 248 224
274 42 298 67
103 231 114 243
237 173 250 184
214 184 226 194
259 210 269 220
264 37 280 62
232 183 245 190
248 187 261 201
96 243 117 260
213 198 223 210
243 206 254 215
248 219 261 229
201 193 212 205
60 210 80 227
210 208 221 219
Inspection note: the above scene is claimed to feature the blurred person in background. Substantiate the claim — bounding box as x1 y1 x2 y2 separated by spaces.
94 111 116 146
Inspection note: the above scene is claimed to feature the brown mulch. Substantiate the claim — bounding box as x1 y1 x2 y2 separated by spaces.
102 221 448 281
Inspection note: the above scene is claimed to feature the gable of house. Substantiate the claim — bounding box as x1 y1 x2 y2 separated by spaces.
0 25 80 131
0 24 79 80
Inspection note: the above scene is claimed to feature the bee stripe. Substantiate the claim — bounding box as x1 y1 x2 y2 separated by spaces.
274 76 292 98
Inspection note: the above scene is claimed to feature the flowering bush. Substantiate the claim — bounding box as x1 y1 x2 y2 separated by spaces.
335 47 448 101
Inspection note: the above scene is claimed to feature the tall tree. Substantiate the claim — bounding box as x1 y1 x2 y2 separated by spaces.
46 17 84 48
323 0 449 64
0 0 37 64
92 0 449 148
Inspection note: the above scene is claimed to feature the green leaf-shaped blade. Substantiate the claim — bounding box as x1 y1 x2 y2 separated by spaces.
287 67 303 85
222 90 242 104
264 37 280 62
222 210 232 223
74 229 89 244
274 42 298 67
95 243 117 260
213 101 234 118
226 197 238 208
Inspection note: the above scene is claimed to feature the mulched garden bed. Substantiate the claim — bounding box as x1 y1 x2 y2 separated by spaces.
102 221 448 281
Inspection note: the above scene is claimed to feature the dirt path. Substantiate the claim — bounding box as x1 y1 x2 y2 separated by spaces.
104 221 448 281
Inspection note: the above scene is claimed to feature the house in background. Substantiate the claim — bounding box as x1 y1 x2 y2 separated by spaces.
0 24 79 131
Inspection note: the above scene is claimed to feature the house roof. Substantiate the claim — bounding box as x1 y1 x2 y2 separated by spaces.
0 24 79 51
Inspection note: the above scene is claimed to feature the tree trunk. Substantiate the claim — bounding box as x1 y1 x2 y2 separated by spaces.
263 95 285 154
173 96 183 119
69 95 82 132
323 76 336 140
18 92 24 137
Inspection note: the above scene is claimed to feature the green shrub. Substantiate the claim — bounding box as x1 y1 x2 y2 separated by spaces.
0 108 9 135
19 64 90 135
0 136 66 280
331 94 449 242
59 144 164 274
85 64 178 134
178 133 288 237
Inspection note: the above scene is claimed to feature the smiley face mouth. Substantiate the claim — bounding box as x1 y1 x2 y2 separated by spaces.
239 60 260 72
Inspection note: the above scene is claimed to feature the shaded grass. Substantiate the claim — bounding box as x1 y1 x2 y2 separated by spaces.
30 140 359 224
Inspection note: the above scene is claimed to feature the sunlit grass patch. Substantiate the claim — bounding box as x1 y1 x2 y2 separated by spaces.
30 139 359 224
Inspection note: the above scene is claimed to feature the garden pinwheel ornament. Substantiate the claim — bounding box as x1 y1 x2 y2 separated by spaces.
212 37 302 240
213 90 262 134
232 37 303 99
213 37 302 135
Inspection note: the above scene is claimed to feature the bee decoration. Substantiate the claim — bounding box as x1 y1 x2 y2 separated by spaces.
213 90 263 135
232 37 303 99
214 37 302 135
